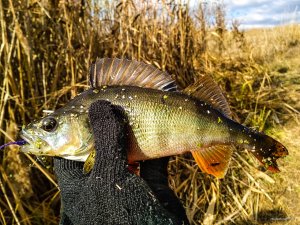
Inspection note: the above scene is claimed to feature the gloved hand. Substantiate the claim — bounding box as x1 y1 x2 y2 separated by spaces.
53 100 189 225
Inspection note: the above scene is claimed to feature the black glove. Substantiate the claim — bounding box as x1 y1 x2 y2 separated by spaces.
54 100 189 225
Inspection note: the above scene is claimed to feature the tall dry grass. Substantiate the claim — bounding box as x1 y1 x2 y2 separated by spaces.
0 0 299 224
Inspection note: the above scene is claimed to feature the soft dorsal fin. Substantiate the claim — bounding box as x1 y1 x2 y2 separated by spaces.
89 58 177 91
191 144 234 178
183 74 231 117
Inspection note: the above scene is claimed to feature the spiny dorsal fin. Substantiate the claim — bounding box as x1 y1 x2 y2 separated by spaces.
183 74 231 117
89 58 177 91
191 144 234 178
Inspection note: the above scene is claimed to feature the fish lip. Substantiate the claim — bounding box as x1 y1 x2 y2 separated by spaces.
20 129 48 143
20 134 33 153
19 130 33 145
18 130 37 153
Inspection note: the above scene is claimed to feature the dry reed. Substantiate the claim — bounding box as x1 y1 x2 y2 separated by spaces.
0 0 299 224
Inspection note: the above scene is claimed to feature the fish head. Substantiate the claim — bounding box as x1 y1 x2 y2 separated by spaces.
19 108 93 161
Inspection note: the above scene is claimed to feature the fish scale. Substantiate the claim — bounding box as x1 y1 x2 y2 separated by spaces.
63 86 236 159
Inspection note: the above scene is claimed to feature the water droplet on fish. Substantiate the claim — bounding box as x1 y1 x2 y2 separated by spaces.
71 106 75 109
184 98 188 102
163 95 168 99
122 95 125 99
207 110 210 114
93 89 99 94
178 106 182 110
129 96 133 100
80 105 84 109
121 88 125 91
115 94 119 99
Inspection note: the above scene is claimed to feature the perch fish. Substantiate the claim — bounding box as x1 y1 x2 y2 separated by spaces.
15 58 288 178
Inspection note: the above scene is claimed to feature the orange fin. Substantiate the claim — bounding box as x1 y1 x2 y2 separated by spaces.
191 144 234 178
83 149 95 174
89 58 177 91
183 74 231 117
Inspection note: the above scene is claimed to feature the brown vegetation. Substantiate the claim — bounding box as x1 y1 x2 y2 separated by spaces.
0 0 299 224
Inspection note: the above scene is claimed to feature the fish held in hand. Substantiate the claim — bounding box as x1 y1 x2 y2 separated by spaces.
18 58 288 178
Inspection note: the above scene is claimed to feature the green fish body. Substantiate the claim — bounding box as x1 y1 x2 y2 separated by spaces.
20 58 288 178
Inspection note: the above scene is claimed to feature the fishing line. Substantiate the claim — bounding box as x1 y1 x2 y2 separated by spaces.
0 140 49 169
0 140 27 150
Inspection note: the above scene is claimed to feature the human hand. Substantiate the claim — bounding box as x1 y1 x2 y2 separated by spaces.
54 100 188 225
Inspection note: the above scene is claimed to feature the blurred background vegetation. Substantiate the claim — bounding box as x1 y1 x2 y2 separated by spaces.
0 0 299 224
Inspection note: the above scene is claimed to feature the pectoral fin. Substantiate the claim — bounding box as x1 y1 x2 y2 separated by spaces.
83 150 96 174
191 144 234 178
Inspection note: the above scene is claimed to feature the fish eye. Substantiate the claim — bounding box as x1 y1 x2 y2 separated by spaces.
41 117 58 132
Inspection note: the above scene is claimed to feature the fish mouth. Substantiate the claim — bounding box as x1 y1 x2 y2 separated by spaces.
19 132 33 152
19 130 50 155
19 132 32 145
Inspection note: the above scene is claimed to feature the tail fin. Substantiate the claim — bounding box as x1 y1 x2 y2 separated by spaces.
247 133 288 172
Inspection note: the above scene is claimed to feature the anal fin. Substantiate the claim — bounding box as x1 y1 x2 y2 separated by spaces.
191 144 234 178
83 149 96 174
